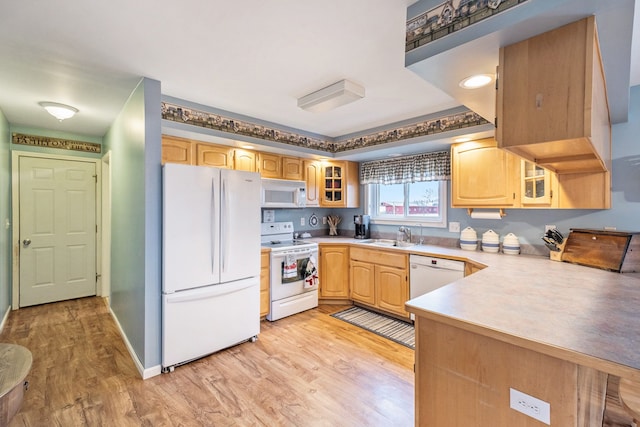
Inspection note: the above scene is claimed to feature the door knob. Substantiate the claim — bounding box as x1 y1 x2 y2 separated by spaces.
22 239 31 247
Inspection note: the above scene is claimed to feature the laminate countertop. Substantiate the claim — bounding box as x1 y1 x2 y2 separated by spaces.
309 236 640 381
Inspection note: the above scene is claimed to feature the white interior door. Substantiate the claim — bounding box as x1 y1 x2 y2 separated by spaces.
19 156 97 307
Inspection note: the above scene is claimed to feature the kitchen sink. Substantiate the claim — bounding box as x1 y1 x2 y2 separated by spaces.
359 239 416 248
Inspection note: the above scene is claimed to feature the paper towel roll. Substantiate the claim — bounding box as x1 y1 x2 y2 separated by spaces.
470 211 503 220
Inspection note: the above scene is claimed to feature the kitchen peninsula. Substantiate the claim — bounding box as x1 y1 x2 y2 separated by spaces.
405 248 640 426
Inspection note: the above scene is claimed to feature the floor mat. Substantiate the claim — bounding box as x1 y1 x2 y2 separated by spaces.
331 306 415 349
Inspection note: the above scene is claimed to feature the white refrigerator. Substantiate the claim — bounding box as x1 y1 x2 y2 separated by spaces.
162 163 261 371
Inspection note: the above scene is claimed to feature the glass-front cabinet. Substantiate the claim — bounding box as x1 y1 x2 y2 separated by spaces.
323 164 344 205
521 160 552 206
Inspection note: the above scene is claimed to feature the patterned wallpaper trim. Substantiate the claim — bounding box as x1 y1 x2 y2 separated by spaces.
161 101 489 154
406 0 529 52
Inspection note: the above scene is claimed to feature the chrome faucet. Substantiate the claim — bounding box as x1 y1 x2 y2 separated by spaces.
398 226 411 243
418 223 424 245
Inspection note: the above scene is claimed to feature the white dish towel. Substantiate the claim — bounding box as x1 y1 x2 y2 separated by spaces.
283 254 297 279
304 256 319 289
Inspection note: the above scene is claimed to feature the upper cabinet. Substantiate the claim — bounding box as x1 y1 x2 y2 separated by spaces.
257 152 282 178
451 138 610 210
320 161 360 208
496 16 611 175
234 149 258 172
162 136 194 165
195 143 234 168
282 157 303 180
451 138 519 208
304 160 359 208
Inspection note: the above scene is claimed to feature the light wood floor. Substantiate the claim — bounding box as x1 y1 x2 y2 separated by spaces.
1 297 414 426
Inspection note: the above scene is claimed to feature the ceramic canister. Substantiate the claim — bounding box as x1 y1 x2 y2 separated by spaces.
482 229 500 253
460 226 477 251
502 232 521 255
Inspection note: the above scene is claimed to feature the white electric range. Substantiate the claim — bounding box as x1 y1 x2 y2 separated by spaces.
261 222 319 321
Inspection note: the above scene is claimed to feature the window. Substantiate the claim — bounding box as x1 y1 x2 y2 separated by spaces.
366 180 447 228
361 150 450 228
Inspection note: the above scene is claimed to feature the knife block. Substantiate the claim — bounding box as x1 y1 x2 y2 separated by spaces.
549 240 566 262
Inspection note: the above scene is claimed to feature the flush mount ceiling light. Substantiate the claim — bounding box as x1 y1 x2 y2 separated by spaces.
39 101 78 121
459 74 493 89
297 79 365 112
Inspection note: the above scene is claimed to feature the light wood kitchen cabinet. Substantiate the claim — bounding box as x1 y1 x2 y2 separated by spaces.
376 265 408 316
257 152 281 178
260 250 270 318
282 157 303 180
320 161 360 208
234 149 257 172
195 143 234 168
350 247 409 318
496 16 611 175
303 160 321 207
451 138 520 208
520 160 554 207
350 260 376 305
318 245 350 300
162 135 194 165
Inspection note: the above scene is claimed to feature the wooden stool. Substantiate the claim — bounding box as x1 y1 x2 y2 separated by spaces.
619 377 640 424
0 343 32 425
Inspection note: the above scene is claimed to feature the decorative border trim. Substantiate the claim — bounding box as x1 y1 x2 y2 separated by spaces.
12 133 101 153
335 111 488 153
406 0 529 52
161 102 489 154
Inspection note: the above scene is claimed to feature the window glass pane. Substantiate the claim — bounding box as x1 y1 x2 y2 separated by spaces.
408 181 440 217
378 183 404 217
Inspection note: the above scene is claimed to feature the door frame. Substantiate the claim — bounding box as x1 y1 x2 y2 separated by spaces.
11 151 103 310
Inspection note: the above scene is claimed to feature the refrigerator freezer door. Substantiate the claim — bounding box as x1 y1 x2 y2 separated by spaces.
163 164 221 293
162 277 260 369
220 168 261 283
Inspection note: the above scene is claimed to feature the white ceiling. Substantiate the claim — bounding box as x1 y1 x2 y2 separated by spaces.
1 0 639 161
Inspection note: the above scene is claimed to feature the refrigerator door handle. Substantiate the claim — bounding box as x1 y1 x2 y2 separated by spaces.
211 176 216 274
165 280 257 304
221 177 227 273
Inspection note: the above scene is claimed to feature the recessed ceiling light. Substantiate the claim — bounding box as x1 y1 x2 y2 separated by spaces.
39 101 78 121
387 153 402 158
454 137 472 143
459 74 493 89
241 145 254 150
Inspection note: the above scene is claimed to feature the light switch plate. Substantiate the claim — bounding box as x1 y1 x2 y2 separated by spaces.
263 210 275 223
448 222 460 233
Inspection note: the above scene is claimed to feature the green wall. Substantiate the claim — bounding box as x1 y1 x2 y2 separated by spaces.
0 109 10 317
104 77 162 370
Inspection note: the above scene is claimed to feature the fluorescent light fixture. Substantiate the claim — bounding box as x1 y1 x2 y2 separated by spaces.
298 79 365 112
39 102 78 121
459 74 493 89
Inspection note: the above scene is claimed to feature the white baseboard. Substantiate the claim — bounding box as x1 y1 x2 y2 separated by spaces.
0 304 11 334
108 304 162 380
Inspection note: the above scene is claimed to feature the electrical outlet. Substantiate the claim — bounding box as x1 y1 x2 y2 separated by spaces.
300 217 305 226
544 224 556 233
448 222 460 233
604 226 617 231
509 388 550 425
323 216 327 225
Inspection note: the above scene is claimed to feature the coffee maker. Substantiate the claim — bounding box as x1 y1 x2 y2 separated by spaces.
354 215 370 239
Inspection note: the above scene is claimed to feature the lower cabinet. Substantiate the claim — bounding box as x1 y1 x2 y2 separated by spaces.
260 250 270 318
319 245 350 300
350 247 409 318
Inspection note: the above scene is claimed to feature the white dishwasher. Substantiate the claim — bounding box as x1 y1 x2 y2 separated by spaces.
409 255 465 300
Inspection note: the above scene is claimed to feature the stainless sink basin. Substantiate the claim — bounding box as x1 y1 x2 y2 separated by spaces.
359 239 416 248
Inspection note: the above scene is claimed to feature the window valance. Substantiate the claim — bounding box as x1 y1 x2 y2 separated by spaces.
360 151 450 185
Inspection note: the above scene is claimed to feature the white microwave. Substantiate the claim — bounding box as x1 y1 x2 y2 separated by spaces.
261 178 306 208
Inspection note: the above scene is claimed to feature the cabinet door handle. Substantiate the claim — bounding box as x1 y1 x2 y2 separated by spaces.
536 93 543 109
